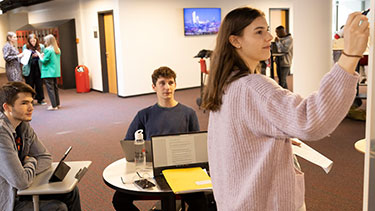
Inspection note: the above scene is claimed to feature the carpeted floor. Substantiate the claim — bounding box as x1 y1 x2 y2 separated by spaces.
0 73 367 210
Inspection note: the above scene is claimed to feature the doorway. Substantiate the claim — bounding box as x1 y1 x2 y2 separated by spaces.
269 8 290 77
269 8 290 38
98 11 118 94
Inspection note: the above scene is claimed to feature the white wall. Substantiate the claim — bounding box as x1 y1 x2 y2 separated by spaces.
8 12 28 32
77 0 120 92
117 0 217 96
1 0 298 97
364 1 375 209
16 0 296 96
292 0 332 97
25 0 119 91
116 0 294 96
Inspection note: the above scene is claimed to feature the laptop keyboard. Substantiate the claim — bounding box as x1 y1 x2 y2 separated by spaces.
154 176 172 191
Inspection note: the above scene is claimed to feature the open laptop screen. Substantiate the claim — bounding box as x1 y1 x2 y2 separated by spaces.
151 131 208 176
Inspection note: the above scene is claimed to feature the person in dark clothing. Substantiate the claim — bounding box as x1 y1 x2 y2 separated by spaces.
275 25 293 89
113 66 211 211
22 34 46 105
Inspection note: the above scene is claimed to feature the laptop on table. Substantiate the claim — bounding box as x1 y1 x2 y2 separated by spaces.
120 140 153 162
150 131 209 190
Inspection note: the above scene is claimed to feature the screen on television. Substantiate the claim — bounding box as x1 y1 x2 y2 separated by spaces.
183 8 221 36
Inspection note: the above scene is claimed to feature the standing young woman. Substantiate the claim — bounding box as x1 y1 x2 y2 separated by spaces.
2 32 23 81
202 7 368 211
22 34 46 105
39 34 61 111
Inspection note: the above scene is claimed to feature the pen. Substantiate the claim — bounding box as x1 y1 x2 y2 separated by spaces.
335 9 370 39
362 8 370 16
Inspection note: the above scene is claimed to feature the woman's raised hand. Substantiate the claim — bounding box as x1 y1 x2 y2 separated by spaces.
343 12 369 56
338 12 369 74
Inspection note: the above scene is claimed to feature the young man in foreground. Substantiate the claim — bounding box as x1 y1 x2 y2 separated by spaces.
0 82 81 211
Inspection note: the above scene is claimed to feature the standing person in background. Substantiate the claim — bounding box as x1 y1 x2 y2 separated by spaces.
2 32 23 82
202 7 368 211
22 34 46 105
275 25 293 89
38 34 61 111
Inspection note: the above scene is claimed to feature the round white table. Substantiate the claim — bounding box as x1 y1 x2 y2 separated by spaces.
102 158 177 211
354 139 366 154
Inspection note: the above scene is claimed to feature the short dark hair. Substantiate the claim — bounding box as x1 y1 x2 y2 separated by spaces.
151 66 176 85
276 25 285 31
0 82 35 112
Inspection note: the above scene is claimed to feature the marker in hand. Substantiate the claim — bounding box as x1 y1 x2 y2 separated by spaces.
334 8 370 39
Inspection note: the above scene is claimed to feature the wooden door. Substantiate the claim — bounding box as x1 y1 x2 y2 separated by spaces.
103 13 117 94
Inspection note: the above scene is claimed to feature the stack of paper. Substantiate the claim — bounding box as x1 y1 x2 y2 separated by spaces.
291 138 333 174
162 167 212 194
21 49 32 65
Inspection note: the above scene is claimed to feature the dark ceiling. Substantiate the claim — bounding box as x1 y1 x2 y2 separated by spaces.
0 0 52 13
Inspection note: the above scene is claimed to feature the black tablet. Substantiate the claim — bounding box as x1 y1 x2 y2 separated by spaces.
49 146 72 182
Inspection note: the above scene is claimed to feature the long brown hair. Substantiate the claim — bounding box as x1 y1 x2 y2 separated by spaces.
201 7 264 111
44 34 60 54
26 34 41 51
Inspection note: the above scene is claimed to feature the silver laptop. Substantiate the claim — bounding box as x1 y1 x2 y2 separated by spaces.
120 140 153 162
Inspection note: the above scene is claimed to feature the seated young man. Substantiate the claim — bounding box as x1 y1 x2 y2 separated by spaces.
112 66 208 211
0 82 81 211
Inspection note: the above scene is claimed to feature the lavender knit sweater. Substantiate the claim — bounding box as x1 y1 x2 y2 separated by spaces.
208 64 358 211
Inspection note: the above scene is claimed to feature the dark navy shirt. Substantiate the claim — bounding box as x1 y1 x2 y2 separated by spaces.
125 103 200 140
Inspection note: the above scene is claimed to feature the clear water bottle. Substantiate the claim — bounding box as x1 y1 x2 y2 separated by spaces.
134 129 146 172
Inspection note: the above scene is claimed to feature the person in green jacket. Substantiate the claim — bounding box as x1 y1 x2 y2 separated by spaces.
38 34 61 111
22 34 46 105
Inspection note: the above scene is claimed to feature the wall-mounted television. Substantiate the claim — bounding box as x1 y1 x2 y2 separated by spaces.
183 8 221 36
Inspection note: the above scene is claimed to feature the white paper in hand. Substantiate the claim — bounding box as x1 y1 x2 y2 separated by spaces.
291 138 333 174
21 49 32 65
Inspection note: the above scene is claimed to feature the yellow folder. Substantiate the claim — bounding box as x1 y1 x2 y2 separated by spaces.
162 167 212 194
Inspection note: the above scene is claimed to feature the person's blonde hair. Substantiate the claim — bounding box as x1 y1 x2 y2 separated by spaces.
6 32 16 42
44 34 60 54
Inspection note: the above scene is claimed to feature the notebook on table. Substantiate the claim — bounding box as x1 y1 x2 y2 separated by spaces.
150 131 209 191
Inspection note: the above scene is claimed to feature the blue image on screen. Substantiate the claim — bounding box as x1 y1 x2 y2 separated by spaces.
184 8 221 36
